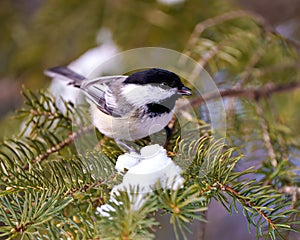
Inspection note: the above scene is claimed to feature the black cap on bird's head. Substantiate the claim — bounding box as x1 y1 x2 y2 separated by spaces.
124 68 191 96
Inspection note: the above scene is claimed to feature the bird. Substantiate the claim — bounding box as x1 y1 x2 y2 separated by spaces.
45 67 191 151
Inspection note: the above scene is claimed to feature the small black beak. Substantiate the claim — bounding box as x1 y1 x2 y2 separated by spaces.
178 86 192 96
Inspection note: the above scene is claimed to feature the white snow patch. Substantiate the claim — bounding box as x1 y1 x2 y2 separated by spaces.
97 144 184 216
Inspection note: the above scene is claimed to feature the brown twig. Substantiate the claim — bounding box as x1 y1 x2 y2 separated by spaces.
199 185 213 195
216 181 276 230
265 93 292 162
29 109 60 118
23 125 94 170
225 38 269 115
237 38 270 87
68 172 116 196
185 9 300 55
187 45 220 83
183 81 300 109
255 100 277 168
184 10 272 55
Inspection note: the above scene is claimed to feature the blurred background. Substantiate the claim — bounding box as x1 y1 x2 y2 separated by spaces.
1 0 300 118
0 0 300 239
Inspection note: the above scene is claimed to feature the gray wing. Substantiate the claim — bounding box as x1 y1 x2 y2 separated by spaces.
80 76 128 117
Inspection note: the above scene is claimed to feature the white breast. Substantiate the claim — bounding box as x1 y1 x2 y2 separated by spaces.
90 104 174 140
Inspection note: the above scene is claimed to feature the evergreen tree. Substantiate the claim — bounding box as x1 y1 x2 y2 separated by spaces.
0 1 299 239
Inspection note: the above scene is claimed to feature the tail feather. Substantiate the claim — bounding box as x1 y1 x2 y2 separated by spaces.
44 66 86 87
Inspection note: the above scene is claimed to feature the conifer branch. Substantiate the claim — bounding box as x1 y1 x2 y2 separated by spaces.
255 100 277 168
29 109 60 118
68 172 116 196
184 9 300 59
185 81 300 109
237 39 270 87
187 45 220 82
184 10 272 55
1 3 299 239
216 181 276 230
23 125 93 170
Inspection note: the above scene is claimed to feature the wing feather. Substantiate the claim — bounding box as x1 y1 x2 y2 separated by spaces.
80 76 127 117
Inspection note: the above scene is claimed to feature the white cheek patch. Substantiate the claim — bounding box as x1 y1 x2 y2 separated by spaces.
122 84 176 106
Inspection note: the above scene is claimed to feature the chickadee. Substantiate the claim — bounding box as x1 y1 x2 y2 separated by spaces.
45 67 191 149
